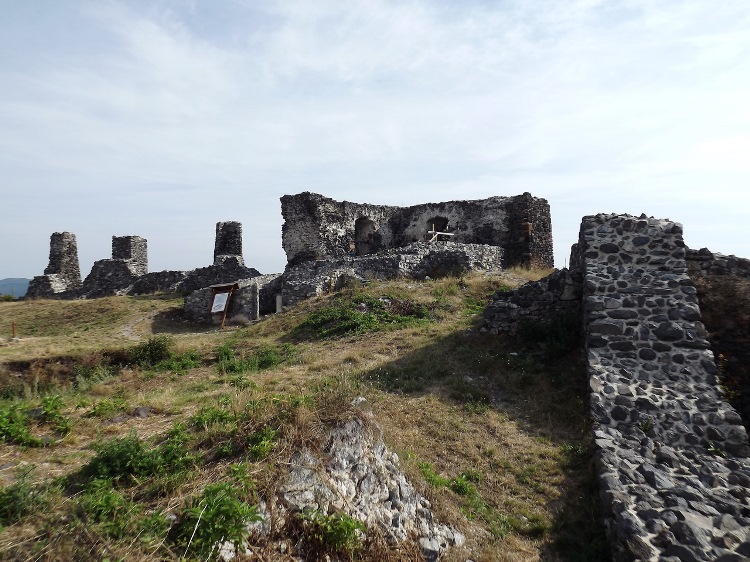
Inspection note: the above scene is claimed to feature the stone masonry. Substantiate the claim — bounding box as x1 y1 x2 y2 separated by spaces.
26 224 261 300
26 232 82 297
214 221 244 266
280 191 553 269
281 241 503 307
579 213 750 561
484 213 750 561
82 236 149 297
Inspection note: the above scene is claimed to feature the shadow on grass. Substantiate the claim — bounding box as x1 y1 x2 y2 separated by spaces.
360 328 610 562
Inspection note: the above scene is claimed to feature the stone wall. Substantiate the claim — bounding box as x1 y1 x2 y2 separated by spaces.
578 213 750 561
687 248 750 280
280 191 553 269
27 224 261 300
482 268 582 335
112 236 148 275
214 221 244 266
26 232 82 297
281 241 503 307
484 213 750 561
183 273 283 324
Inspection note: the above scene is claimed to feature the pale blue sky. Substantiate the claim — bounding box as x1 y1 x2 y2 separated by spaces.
1 0 749 279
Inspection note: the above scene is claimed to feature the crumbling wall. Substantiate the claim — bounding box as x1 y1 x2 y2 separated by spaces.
28 223 261 300
281 241 503 307
26 232 82 298
280 192 552 269
82 236 149 297
183 274 283 324
214 221 244 266
483 214 750 561
482 268 582 335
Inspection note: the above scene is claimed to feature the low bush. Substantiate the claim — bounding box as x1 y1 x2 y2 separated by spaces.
0 467 46 527
297 509 367 560
169 482 262 559
130 335 174 367
297 293 430 338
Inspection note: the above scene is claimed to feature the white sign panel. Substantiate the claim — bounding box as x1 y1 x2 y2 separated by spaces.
211 292 229 313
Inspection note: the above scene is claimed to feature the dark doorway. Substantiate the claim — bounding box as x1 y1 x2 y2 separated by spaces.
355 217 376 255
426 217 450 240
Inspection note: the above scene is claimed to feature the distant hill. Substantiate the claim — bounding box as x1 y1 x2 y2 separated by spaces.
0 278 30 297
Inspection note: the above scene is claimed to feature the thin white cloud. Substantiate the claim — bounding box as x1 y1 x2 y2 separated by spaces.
1 0 749 278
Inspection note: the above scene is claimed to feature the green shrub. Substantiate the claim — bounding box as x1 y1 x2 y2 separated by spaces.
419 462 450 488
87 397 128 418
82 433 156 482
153 350 202 374
217 343 297 375
0 403 42 446
40 394 70 434
78 478 168 539
0 467 46 527
169 482 262 558
190 406 235 430
297 510 367 559
298 293 430 338
131 336 173 367
246 426 279 461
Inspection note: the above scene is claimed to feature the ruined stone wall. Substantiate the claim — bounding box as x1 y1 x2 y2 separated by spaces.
214 221 244 266
482 268 582 335
28 223 260 300
26 232 82 298
579 213 750 561
280 192 552 269
483 214 750 560
687 248 750 280
183 273 283 324
112 236 148 276
281 241 502 307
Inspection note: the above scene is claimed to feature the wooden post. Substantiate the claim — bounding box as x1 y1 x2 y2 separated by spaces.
12 322 16 338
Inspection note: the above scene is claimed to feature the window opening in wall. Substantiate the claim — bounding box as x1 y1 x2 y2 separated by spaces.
426 216 453 242
355 217 376 255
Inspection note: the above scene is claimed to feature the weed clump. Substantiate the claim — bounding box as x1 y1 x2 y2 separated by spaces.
295 509 367 561
216 343 296 375
169 482 262 558
297 293 430 338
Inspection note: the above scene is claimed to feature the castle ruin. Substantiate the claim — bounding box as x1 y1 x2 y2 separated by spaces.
26 232 82 297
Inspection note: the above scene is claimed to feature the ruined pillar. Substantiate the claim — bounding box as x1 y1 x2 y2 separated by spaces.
112 236 148 276
26 232 82 297
213 221 244 266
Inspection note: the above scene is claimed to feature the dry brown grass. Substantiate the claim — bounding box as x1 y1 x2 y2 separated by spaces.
0 271 606 561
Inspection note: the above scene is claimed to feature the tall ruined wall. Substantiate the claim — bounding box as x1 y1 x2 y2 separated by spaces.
484 214 750 561
214 221 244 266
280 192 553 269
27 223 260 300
578 213 750 561
281 242 503 306
26 232 82 297
112 236 148 276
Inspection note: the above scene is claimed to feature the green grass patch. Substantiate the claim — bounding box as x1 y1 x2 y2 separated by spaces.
296 293 431 338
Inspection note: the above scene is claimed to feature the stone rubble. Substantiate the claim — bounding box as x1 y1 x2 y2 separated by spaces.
281 241 503 307
222 400 463 561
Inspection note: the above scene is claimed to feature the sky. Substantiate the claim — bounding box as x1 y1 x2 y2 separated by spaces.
1 0 749 280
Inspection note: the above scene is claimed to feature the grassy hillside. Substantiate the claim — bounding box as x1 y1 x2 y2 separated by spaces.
0 271 607 561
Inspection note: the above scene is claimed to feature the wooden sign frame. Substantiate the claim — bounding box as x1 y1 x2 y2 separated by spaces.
209 282 239 329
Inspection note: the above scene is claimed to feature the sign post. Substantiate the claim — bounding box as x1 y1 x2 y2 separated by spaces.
209 283 239 329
